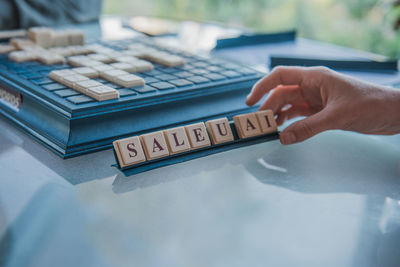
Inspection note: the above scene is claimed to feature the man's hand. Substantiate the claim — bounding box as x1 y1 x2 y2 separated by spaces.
246 66 400 145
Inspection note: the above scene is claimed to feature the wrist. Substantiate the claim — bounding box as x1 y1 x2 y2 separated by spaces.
380 86 400 134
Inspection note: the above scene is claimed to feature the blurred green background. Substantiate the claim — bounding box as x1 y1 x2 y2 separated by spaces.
104 0 400 58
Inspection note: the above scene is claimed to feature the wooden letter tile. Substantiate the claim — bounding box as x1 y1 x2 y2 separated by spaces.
48 69 75 82
163 127 191 154
0 44 15 54
100 69 129 82
184 122 211 149
86 85 119 101
61 74 89 88
87 53 113 63
113 136 147 168
8 51 37 62
110 62 136 72
143 51 185 67
28 27 53 48
114 74 145 88
123 49 146 58
73 80 103 93
80 60 104 68
114 56 138 63
92 64 115 73
48 47 73 57
255 110 277 134
233 113 262 138
67 55 89 67
72 67 99 78
37 53 65 65
10 38 36 50
130 60 154 72
65 29 85 46
140 131 170 160
51 31 69 47
205 118 234 145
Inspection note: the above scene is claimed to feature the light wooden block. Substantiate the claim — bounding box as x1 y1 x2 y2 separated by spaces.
163 127 191 154
114 74 145 88
51 31 69 47
144 51 185 67
0 29 26 40
92 64 115 73
85 44 105 53
142 50 167 60
69 45 91 55
233 113 262 139
126 43 147 51
140 131 170 160
48 69 75 82
160 55 186 67
130 60 154 72
8 51 37 62
255 110 277 134
123 49 146 57
114 56 138 63
93 47 115 55
87 53 113 63
49 69 74 77
28 27 53 48
0 44 16 54
79 60 103 67
110 62 136 72
103 51 123 59
86 85 119 101
73 79 103 93
72 67 98 78
113 136 147 168
21 45 46 55
100 69 129 82
65 29 85 46
10 38 36 49
37 53 65 65
61 74 89 88
48 47 74 57
67 55 89 67
205 117 234 145
138 47 159 58
184 122 211 149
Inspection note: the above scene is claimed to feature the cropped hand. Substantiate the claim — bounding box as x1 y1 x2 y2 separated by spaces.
246 66 400 145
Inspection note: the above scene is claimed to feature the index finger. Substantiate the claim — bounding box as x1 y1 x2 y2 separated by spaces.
246 66 308 106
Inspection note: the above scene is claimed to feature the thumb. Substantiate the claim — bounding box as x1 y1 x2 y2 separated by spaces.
280 110 333 145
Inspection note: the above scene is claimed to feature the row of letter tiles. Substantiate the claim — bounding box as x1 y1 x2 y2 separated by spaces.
113 110 277 168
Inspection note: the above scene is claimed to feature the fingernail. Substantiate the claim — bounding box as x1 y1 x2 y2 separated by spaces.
246 91 252 99
280 132 296 145
245 95 252 105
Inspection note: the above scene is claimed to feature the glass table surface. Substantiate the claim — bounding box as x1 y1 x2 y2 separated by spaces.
1 117 400 267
